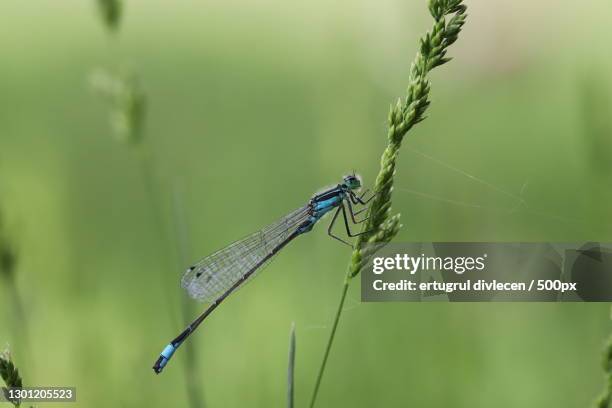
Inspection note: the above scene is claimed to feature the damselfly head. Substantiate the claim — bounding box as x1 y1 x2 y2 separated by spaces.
343 173 361 190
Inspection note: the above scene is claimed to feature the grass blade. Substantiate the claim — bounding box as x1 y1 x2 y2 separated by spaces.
287 323 296 408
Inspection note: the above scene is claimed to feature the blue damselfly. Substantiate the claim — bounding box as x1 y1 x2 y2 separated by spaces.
153 174 374 374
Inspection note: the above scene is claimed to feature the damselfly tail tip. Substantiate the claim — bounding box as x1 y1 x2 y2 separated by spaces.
152 356 167 374
152 343 177 374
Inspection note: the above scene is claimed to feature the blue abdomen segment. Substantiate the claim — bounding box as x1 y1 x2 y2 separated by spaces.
161 343 177 360
154 326 192 374
153 343 178 374
314 196 341 213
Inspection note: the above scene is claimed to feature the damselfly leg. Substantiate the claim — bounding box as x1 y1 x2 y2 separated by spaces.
347 188 379 221
345 199 369 224
340 203 372 238
327 206 353 247
326 196 374 248
350 189 378 206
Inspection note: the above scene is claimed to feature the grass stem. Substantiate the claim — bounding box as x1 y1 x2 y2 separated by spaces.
309 1 467 406
308 281 348 408
287 322 296 408
96 0 122 32
595 307 612 408
172 185 206 408
0 212 29 360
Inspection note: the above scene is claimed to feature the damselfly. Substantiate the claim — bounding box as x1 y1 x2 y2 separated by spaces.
153 174 375 374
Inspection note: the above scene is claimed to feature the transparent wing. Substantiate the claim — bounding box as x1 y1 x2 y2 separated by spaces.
181 205 311 302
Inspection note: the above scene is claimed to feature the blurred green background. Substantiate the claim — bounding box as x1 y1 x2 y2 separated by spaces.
1 0 612 407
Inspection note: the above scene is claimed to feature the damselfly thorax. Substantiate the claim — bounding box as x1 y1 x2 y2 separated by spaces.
297 185 349 234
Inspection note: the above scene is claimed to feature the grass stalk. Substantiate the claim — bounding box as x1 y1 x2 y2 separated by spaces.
309 1 467 406
91 50 206 407
578 74 612 236
0 211 29 358
91 4 205 404
172 186 206 408
579 74 612 181
596 310 612 408
287 323 296 408
96 0 122 32
91 70 176 309
308 281 348 408
0 348 24 407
